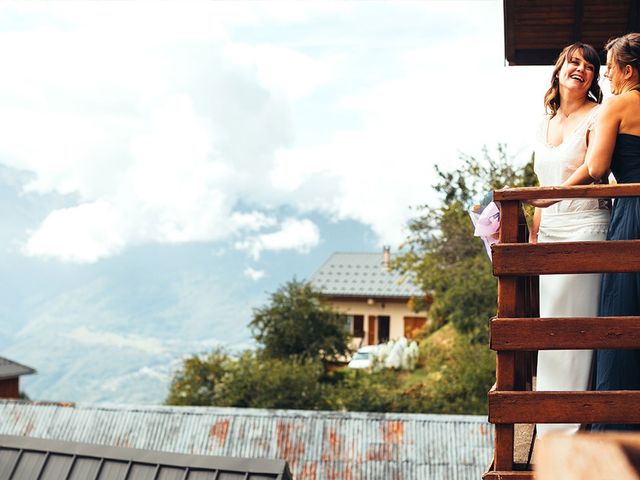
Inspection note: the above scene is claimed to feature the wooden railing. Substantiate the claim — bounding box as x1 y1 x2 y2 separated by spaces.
484 184 640 479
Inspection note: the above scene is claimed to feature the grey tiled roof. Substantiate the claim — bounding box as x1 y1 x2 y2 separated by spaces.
0 401 493 480
309 252 423 298
0 434 291 480
0 357 35 381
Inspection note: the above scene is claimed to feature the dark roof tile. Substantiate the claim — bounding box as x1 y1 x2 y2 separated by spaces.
0 357 36 380
0 435 291 480
309 252 422 298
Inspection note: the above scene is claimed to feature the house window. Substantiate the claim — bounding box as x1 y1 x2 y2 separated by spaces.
404 316 427 339
352 315 364 338
378 316 390 343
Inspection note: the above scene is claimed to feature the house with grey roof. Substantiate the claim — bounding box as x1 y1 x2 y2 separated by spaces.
309 248 427 346
0 357 35 399
0 400 493 480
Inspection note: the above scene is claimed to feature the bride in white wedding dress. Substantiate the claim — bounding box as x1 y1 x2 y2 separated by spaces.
529 42 610 436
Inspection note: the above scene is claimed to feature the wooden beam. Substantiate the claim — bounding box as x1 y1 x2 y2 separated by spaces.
513 49 564 66
491 316 640 350
504 0 517 65
573 0 584 42
493 183 640 201
493 201 521 471
493 241 640 276
483 459 534 479
628 0 640 32
483 472 533 480
498 201 520 244
490 391 640 424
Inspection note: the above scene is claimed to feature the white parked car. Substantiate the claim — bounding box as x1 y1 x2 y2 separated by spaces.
347 345 378 369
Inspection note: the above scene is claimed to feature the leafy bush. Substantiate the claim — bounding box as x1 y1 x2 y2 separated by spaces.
215 352 328 410
327 369 400 412
167 349 330 410
166 349 230 406
396 325 496 414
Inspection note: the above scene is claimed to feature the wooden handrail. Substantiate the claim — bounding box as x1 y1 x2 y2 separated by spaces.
490 391 640 424
493 183 640 201
492 240 640 275
491 316 640 350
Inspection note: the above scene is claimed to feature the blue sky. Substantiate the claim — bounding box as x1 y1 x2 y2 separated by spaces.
0 1 558 403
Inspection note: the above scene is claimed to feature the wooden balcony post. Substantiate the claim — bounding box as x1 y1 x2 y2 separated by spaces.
494 200 520 471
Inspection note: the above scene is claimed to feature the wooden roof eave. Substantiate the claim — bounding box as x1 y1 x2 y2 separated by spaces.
504 0 640 66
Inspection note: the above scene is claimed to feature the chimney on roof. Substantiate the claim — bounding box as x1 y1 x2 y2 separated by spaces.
382 245 390 269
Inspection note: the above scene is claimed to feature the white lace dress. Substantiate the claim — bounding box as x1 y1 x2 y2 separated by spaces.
534 106 610 436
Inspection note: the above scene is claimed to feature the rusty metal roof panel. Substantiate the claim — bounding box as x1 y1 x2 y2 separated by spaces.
0 401 493 479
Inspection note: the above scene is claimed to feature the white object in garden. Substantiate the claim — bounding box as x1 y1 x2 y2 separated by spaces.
370 337 419 371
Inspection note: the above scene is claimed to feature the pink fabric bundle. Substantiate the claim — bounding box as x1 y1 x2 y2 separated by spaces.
470 201 500 258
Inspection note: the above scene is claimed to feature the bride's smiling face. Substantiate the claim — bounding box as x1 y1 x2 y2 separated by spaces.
558 49 595 96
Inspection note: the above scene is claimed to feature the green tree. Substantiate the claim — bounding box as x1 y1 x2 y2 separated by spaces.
165 349 330 410
165 348 230 406
394 145 535 342
215 352 328 409
250 279 349 360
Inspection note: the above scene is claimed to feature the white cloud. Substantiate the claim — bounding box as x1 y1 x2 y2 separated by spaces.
0 2 551 260
230 211 277 232
0 6 336 262
243 266 266 281
235 218 320 260
64 326 166 355
223 43 340 100
23 200 124 262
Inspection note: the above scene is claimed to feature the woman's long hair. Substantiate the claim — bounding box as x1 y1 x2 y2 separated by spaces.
543 42 603 116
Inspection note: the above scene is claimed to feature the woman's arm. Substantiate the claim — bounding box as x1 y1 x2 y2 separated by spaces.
562 163 594 186
561 101 619 186
529 207 541 243
584 99 621 181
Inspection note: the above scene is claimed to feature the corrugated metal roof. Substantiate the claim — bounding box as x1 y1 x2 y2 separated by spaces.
0 357 36 381
0 434 291 480
0 400 493 480
309 252 422 298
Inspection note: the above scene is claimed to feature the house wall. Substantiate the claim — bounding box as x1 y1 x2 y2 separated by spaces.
0 378 19 399
325 298 427 346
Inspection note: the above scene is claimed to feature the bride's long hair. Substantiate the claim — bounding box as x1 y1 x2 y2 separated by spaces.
544 42 603 116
